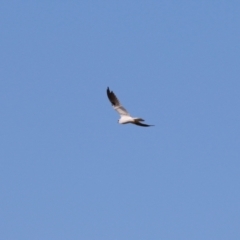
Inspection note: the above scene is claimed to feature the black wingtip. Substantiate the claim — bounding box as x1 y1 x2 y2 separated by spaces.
106 87 114 105
134 122 155 127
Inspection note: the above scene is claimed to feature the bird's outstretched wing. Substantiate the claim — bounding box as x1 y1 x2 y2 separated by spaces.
107 87 130 116
134 122 154 127
133 119 154 127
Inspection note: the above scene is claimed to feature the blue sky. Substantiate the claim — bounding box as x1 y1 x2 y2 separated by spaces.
1 1 240 239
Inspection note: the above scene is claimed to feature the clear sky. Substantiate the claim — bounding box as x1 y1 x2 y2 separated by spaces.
1 1 240 239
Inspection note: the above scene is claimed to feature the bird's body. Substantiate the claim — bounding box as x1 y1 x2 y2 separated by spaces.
106 87 154 127
118 115 134 124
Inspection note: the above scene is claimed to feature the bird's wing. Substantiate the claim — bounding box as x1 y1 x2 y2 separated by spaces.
133 119 154 127
107 87 130 116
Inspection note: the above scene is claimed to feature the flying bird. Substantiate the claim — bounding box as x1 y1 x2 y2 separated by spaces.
107 87 154 127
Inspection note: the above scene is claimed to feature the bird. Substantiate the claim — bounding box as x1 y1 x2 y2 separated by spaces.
106 87 154 127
